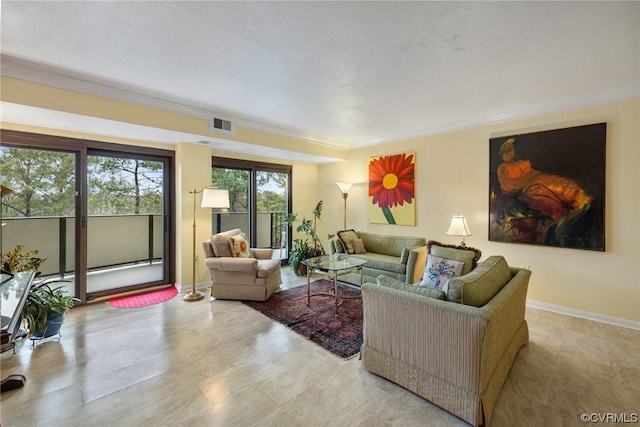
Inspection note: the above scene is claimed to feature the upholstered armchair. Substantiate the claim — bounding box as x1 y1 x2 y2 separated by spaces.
202 228 282 301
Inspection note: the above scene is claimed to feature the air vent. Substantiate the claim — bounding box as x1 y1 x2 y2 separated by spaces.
209 117 234 135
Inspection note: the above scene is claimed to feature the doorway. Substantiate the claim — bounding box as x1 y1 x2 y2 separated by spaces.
0 131 175 303
210 157 291 260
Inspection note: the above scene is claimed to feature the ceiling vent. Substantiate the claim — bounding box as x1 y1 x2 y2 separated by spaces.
196 140 216 146
209 117 234 135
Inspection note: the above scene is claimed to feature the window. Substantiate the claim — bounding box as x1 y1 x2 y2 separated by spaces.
0 130 175 303
210 157 291 260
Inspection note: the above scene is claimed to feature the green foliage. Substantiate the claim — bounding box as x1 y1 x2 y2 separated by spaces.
283 200 325 276
212 168 287 213
1 244 47 273
21 280 76 336
257 190 286 212
257 171 287 189
88 156 163 215
212 168 249 212
1 147 164 218
0 147 76 217
0 242 75 336
287 239 320 276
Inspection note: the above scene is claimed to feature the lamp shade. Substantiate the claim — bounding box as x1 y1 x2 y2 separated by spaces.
1 185 14 196
201 188 230 208
336 182 352 194
445 215 472 237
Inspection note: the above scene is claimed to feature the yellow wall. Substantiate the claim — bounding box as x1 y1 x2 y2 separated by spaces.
0 77 330 287
175 143 214 288
181 150 319 287
0 76 348 161
290 161 320 239
2 75 638 324
317 98 640 323
0 125 314 289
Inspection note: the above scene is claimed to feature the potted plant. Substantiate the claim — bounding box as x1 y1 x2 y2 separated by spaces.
283 200 326 276
21 280 75 339
2 244 75 339
1 243 47 274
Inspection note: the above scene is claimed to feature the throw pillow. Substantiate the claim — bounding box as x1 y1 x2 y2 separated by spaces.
419 254 464 290
352 238 367 254
337 229 359 254
229 233 253 258
446 255 511 306
211 234 233 258
427 240 481 275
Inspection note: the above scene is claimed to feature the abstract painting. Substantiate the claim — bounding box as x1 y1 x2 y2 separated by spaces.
489 123 606 251
368 152 415 225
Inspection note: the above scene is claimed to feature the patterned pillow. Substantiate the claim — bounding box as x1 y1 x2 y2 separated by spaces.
229 233 253 258
418 255 464 290
427 240 481 275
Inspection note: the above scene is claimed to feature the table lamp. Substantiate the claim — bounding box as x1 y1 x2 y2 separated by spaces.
445 215 472 247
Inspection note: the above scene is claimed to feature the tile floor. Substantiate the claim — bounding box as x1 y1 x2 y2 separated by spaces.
1 267 638 427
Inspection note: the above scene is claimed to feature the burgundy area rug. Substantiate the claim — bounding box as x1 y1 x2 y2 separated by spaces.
242 279 362 359
109 286 178 308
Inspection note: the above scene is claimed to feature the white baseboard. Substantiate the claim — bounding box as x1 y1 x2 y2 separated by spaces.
527 299 640 331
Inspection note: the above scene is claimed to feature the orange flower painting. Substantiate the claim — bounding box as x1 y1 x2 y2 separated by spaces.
368 153 415 225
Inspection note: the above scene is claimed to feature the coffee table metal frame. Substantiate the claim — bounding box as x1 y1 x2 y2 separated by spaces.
302 254 367 315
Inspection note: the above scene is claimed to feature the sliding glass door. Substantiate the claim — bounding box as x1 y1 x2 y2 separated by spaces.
0 145 78 299
211 167 250 238
211 158 291 260
1 131 175 303
85 152 167 297
256 170 288 256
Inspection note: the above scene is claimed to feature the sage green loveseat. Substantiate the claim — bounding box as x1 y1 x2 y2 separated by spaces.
361 255 531 426
328 231 427 286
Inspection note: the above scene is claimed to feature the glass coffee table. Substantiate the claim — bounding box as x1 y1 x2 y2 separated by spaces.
302 254 368 315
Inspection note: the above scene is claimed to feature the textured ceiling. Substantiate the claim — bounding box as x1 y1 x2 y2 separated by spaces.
1 1 638 159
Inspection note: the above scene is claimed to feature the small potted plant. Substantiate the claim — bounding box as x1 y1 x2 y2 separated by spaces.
287 238 315 276
283 200 326 276
1 243 47 274
2 244 75 339
21 280 75 338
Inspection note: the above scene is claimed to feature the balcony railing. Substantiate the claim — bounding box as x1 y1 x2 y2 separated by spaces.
1 212 287 278
213 212 286 249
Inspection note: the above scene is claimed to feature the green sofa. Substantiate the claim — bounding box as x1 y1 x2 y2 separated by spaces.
361 254 531 426
328 230 427 285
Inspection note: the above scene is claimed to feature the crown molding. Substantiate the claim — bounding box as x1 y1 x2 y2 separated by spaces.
0 54 211 119
2 54 637 151
350 86 640 148
0 54 350 150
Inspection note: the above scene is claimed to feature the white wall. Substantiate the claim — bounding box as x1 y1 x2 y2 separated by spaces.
317 98 640 324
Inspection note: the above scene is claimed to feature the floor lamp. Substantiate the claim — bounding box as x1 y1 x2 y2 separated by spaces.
184 188 230 302
336 182 352 230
